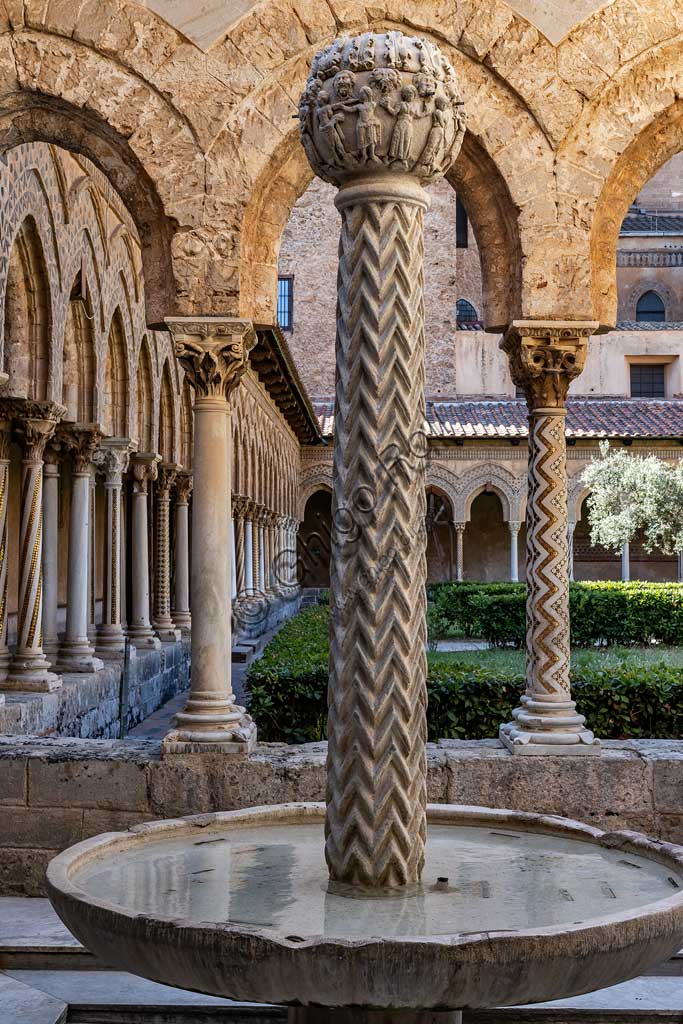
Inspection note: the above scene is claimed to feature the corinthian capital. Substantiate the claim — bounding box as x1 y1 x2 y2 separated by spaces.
59 424 103 474
157 462 180 498
130 453 160 495
10 401 66 463
165 318 257 402
93 438 135 485
501 321 598 409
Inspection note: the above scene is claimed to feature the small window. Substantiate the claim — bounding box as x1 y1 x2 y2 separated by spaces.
630 363 666 398
456 298 479 326
456 196 468 249
636 290 665 323
277 276 294 331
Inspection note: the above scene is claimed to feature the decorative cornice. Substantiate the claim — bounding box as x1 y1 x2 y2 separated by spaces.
165 317 257 401
501 321 598 409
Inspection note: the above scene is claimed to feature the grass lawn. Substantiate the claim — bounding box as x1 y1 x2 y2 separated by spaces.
428 645 683 675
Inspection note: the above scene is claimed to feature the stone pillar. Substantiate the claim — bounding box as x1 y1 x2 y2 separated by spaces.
508 520 521 583
6 404 64 691
453 522 465 582
127 453 161 650
0 420 11 688
621 541 630 582
568 521 576 582
233 496 247 599
42 444 61 658
678 551 683 583
153 463 182 642
258 510 266 593
173 472 192 635
57 426 104 673
230 517 237 601
94 439 132 658
244 510 254 595
499 321 600 755
87 469 97 641
299 32 465 888
162 317 257 754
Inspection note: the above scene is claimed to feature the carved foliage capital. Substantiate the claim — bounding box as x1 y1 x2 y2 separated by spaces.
131 454 160 495
59 425 103 474
501 322 596 409
93 443 132 484
157 463 180 498
175 472 193 503
0 420 12 462
166 319 257 402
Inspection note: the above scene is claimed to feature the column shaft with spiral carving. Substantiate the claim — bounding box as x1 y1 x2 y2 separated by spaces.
499 321 600 755
153 463 181 642
173 472 192 634
326 179 430 887
300 30 465 889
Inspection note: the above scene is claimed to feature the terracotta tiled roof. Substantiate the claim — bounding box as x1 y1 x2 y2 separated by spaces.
312 399 683 440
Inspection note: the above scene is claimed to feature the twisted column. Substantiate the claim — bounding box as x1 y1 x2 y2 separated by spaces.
244 505 255 596
6 404 64 691
0 420 11 688
57 426 104 673
127 453 161 650
94 439 133 657
153 463 181 642
162 318 257 754
173 472 192 634
499 322 600 755
232 496 247 599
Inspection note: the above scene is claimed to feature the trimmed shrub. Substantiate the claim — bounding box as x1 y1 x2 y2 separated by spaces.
247 605 683 743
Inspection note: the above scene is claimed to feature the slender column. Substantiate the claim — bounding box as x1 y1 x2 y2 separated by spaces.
173 472 192 634
162 317 257 754
258 511 266 593
233 496 247 599
230 517 237 601
621 541 630 582
568 521 576 581
87 469 97 641
299 31 467 888
499 321 600 755
127 453 161 650
244 511 254 595
678 551 683 583
57 426 104 673
120 487 128 631
0 420 11 689
153 463 181 642
94 439 133 657
453 522 465 581
42 445 61 657
251 504 263 593
508 520 521 582
6 404 64 691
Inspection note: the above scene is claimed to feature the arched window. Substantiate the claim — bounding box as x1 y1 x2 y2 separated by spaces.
636 290 665 323
456 298 479 327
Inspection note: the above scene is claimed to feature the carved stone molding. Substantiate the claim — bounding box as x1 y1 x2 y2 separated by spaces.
0 419 11 463
157 463 181 498
130 452 160 495
93 438 134 484
165 318 257 402
59 424 103 475
175 471 193 503
501 321 598 409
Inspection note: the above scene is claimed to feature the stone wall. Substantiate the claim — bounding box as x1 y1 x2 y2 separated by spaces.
2 736 683 897
0 641 190 739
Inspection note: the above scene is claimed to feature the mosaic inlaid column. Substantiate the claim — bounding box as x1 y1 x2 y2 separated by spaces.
453 522 465 582
508 520 521 583
42 444 61 658
300 32 465 887
173 472 192 635
57 426 104 673
0 420 11 688
252 504 263 594
94 439 132 658
499 321 600 755
162 318 257 754
153 463 181 642
244 506 255 596
233 496 247 599
6 404 64 691
128 453 161 650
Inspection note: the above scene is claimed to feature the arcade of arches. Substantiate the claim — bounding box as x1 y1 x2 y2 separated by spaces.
0 0 682 752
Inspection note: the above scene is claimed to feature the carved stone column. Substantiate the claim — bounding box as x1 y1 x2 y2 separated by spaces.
621 542 630 582
87 468 97 641
128 453 161 650
499 321 600 755
6 403 65 691
173 472 192 635
453 522 465 582
0 420 11 687
508 520 522 583
42 443 61 658
568 521 576 581
232 495 247 599
300 32 465 888
244 504 255 596
94 439 133 658
162 318 257 754
57 426 104 673
252 504 264 594
257 507 267 593
230 515 237 601
153 463 182 642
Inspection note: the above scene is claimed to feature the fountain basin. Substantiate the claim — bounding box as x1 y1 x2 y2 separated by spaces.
46 803 683 1011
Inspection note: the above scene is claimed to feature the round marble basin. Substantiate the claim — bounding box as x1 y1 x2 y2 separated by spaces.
46 803 683 1011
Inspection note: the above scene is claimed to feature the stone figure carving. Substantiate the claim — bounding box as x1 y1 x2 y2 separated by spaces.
299 30 465 187
299 33 466 888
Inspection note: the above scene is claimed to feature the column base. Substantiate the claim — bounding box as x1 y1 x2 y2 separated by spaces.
5 652 62 692
0 647 11 683
173 612 191 636
289 1010 461 1023
127 626 162 651
56 641 104 674
161 702 257 755
96 627 134 659
154 622 182 643
499 694 601 755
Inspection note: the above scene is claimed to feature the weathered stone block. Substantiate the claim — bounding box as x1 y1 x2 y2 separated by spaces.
0 847 58 897
2 806 83 848
0 756 27 804
29 756 150 812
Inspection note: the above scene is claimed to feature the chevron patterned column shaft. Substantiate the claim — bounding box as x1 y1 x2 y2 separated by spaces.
325 177 429 889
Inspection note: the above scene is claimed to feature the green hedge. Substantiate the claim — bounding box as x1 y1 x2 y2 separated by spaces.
247 605 683 743
427 580 683 648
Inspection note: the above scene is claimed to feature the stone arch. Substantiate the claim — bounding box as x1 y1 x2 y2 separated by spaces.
180 379 193 471
103 307 128 438
158 360 176 463
62 271 96 422
568 477 592 526
454 463 523 522
425 465 459 519
298 464 334 520
136 336 154 451
3 215 53 400
625 282 674 322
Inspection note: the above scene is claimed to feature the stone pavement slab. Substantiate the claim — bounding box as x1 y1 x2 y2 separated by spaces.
0 898 79 948
0 971 66 1023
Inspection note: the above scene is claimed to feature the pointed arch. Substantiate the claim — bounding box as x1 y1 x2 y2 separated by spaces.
136 336 154 452
62 271 96 421
180 378 193 470
4 216 52 399
103 307 128 437
158 359 175 463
